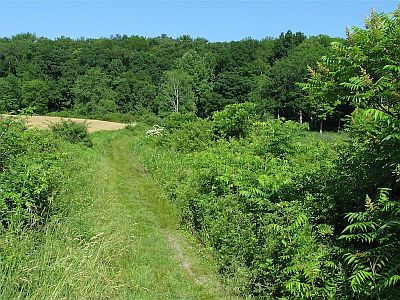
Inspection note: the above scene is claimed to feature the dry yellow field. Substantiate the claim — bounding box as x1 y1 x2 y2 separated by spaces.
2 115 127 132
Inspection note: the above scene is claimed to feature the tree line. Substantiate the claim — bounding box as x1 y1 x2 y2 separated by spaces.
0 31 345 130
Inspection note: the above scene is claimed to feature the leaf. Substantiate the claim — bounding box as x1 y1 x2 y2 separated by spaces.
293 213 308 229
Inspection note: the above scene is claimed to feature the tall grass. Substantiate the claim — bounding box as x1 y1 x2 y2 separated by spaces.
0 140 112 299
1 129 241 299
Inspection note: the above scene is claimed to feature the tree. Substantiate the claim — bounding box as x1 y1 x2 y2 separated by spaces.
213 102 259 139
301 8 400 128
157 69 195 115
214 71 252 106
302 7 400 297
73 67 117 114
21 79 50 114
0 74 21 113
339 189 400 298
299 64 341 132
266 36 334 124
176 50 215 117
273 30 306 60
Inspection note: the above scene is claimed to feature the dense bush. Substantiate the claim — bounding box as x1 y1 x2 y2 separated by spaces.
150 113 214 153
0 117 62 228
137 116 349 298
300 8 400 297
212 102 259 139
331 109 400 298
135 86 400 299
161 112 199 131
133 11 400 293
340 189 400 298
50 120 93 147
250 119 307 158
0 118 26 172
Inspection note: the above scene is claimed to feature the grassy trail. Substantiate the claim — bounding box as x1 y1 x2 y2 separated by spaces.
1 130 239 299
87 131 234 299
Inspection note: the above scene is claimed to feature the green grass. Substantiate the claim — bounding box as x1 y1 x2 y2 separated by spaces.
303 130 350 142
0 129 240 299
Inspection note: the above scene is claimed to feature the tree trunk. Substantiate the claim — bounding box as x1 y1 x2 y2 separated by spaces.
319 120 323 134
171 77 180 113
338 119 341 132
299 110 303 124
277 108 280 119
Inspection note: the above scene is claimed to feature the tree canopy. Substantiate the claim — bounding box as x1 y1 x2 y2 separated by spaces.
0 31 338 124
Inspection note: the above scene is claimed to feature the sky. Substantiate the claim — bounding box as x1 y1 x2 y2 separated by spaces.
0 1 398 41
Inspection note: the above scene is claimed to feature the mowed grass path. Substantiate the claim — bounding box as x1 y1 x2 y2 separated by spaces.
1 130 239 299
87 131 236 299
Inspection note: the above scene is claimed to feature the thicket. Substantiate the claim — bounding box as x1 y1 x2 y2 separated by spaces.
139 106 346 298
1 5 398 299
135 7 400 299
0 117 103 299
50 120 93 147
0 116 94 229
0 117 63 229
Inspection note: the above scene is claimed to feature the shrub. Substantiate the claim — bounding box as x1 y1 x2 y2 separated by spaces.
136 118 347 298
0 117 62 228
157 118 213 153
250 119 307 158
161 112 198 131
50 120 93 147
0 117 26 172
212 102 259 139
340 189 400 298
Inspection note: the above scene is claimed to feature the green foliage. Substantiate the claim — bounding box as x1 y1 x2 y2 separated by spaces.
273 30 306 60
73 68 117 115
301 7 400 123
137 115 347 298
0 117 26 172
0 117 62 228
335 109 400 300
21 79 50 114
157 69 196 115
0 75 21 113
50 120 93 147
301 7 400 298
0 31 343 124
3 7 400 299
176 50 215 117
153 113 213 153
213 102 259 139
339 189 400 298
298 63 341 125
250 120 307 158
264 35 334 119
161 112 199 131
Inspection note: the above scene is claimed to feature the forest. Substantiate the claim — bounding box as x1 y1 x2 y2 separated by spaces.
1 6 400 300
0 27 346 130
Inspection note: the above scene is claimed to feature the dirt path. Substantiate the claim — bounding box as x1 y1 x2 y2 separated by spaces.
83 131 239 299
2 115 128 132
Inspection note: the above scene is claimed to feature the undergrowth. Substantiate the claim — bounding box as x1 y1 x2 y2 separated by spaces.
0 116 102 298
131 103 399 299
